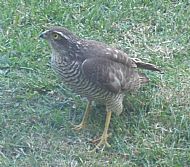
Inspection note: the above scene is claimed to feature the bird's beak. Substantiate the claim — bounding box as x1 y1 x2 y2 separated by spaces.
39 30 48 39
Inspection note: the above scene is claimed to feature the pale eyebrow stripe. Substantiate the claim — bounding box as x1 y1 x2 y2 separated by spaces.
53 31 69 40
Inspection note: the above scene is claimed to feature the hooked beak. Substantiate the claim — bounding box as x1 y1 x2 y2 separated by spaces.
39 30 48 39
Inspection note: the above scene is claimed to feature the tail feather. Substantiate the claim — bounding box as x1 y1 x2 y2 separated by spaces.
138 72 149 84
132 58 162 73
125 72 149 91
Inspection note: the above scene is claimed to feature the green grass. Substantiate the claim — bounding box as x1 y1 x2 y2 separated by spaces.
0 0 190 166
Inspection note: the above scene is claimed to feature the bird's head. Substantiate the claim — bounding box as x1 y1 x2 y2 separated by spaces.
39 27 79 54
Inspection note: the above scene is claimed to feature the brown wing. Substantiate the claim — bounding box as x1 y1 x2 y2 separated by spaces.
80 39 161 73
80 40 137 68
81 57 149 94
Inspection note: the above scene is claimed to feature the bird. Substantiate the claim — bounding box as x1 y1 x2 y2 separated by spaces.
39 26 161 150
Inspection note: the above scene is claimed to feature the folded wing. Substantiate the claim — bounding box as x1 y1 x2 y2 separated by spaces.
82 57 149 94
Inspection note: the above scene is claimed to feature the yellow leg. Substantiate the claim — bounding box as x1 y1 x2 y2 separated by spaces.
72 101 92 131
92 111 112 150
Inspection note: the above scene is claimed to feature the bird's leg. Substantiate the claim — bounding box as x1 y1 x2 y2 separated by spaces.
72 100 92 131
92 111 112 150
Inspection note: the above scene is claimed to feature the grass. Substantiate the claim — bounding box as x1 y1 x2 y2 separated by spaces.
0 0 190 166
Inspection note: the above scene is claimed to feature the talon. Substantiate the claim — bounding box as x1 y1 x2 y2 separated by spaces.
96 138 111 148
90 139 111 152
72 123 86 131
91 133 112 144
90 132 112 152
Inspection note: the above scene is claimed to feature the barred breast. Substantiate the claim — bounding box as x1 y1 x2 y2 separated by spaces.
51 55 124 115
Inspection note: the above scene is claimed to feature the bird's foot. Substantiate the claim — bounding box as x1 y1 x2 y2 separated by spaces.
90 133 112 152
72 122 86 131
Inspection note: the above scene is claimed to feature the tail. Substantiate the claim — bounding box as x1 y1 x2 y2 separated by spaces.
126 72 149 91
132 58 163 73
138 72 149 84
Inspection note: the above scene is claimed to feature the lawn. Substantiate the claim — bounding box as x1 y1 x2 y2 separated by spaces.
0 0 190 166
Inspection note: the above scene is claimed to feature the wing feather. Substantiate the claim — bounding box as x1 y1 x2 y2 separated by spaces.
80 40 161 73
81 57 148 93
80 40 137 68
82 57 122 93
79 40 161 93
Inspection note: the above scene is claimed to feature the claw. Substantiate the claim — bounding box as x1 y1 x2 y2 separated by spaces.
72 123 86 131
90 133 112 152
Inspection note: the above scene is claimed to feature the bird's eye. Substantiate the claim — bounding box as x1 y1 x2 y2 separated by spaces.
52 33 59 40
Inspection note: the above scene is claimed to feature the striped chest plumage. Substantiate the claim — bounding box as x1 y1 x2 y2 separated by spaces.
51 53 104 99
50 53 119 101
